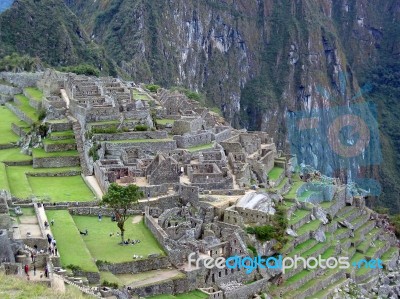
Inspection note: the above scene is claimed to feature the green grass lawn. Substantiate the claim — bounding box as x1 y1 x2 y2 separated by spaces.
0 272 89 299
298 190 315 202
28 176 95 202
13 94 39 121
32 148 78 158
50 130 74 138
148 290 208 299
132 90 151 101
269 177 288 192
24 87 43 101
0 106 28 144
156 119 175 125
0 148 32 162
319 200 335 209
296 219 321 235
268 167 284 181
43 138 76 145
72 216 165 263
289 209 310 225
45 210 98 272
381 247 399 261
284 181 305 200
187 143 214 152
5 166 81 199
288 239 318 257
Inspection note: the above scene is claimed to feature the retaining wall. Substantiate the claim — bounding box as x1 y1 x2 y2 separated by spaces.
33 156 80 168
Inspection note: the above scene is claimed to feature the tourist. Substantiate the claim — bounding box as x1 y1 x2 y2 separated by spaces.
44 266 48 278
24 264 29 276
52 239 56 247
33 265 36 276
98 212 102 221
30 252 34 262
51 219 54 226
54 246 58 256
44 221 49 229
47 234 52 245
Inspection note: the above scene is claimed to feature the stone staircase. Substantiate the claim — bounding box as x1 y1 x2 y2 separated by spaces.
53 272 101 298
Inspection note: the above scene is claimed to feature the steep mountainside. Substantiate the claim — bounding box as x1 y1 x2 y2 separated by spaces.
1 0 400 212
0 0 114 74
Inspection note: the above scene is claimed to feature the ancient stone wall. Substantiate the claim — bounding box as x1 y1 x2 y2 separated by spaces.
97 256 171 275
47 121 72 132
214 128 232 143
105 140 177 153
0 84 21 95
11 123 28 138
32 156 80 168
0 72 43 87
43 143 76 152
128 277 192 298
173 131 212 148
223 277 269 299
5 102 34 125
0 93 13 104
93 131 167 142
68 206 141 217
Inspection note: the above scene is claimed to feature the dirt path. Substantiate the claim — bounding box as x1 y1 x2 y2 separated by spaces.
127 269 181 288
132 215 143 224
85 175 104 198
51 274 66 293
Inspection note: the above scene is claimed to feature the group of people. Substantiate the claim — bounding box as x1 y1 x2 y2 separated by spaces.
46 233 58 256
123 238 141 245
44 219 55 229
23 245 49 280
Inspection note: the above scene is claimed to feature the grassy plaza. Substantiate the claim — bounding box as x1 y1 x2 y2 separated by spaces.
45 211 165 272
72 215 165 263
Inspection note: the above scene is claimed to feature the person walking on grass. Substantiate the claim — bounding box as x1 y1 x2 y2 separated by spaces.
98 212 102 222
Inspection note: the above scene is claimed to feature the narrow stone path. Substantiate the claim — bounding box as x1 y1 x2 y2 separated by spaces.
85 175 104 198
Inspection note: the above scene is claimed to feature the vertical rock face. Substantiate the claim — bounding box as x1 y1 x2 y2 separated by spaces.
2 0 399 209
66 0 394 186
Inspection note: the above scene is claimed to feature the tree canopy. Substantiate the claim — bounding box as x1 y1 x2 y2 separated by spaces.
100 183 143 242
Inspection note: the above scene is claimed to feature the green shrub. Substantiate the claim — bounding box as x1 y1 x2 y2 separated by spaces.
135 124 148 131
38 108 46 121
101 280 118 288
59 64 100 76
247 245 257 256
89 143 101 161
66 264 82 272
145 84 160 92
95 260 109 267
92 126 118 134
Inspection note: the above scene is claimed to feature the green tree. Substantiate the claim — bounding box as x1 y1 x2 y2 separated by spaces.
100 183 143 243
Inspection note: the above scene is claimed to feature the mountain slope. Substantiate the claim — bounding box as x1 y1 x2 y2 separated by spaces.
0 0 114 74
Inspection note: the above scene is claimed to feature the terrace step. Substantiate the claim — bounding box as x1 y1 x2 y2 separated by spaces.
356 227 381 254
310 277 348 299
